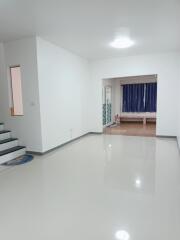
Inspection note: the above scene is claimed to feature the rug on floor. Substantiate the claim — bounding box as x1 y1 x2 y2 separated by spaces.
1 154 34 166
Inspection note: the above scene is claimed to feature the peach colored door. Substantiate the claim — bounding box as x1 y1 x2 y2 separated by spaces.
10 66 24 116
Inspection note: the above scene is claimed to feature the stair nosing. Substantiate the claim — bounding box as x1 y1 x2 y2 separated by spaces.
0 130 11 134
0 138 18 145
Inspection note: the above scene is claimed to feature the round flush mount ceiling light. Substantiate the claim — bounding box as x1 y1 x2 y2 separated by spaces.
115 230 130 240
110 37 134 49
135 178 141 188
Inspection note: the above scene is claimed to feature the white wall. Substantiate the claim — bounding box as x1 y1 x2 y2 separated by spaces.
1 37 179 152
0 43 5 119
90 52 180 136
177 55 180 148
0 38 43 152
36 37 90 152
0 37 91 153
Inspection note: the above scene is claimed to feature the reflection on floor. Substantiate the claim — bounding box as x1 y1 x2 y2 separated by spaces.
104 122 156 137
0 134 179 240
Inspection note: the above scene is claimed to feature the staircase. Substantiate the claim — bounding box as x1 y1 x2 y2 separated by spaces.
0 123 26 164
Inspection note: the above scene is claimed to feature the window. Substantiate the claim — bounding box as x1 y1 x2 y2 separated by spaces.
102 86 112 126
10 66 24 116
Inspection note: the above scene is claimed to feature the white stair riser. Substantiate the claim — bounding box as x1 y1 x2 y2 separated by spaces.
0 132 11 140
0 140 18 151
0 148 26 164
0 125 4 131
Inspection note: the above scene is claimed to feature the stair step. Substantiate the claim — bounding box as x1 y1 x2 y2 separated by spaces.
0 146 26 164
0 131 11 140
0 138 19 151
0 146 25 156
0 124 4 131
0 138 18 144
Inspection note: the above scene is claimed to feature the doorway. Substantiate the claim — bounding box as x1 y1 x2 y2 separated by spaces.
102 75 157 137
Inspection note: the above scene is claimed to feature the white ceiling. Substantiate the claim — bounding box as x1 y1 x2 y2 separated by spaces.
0 0 180 60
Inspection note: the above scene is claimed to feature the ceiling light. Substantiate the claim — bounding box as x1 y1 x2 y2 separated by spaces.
110 37 134 49
135 178 141 188
115 230 130 240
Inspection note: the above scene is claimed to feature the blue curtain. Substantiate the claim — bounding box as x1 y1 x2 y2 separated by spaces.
122 82 157 113
122 84 145 112
145 83 157 112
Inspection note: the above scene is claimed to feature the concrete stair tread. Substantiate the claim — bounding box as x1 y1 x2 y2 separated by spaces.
0 146 26 156
0 130 11 134
0 138 18 145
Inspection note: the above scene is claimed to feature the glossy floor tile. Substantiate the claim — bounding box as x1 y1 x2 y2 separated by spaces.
0 134 180 240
